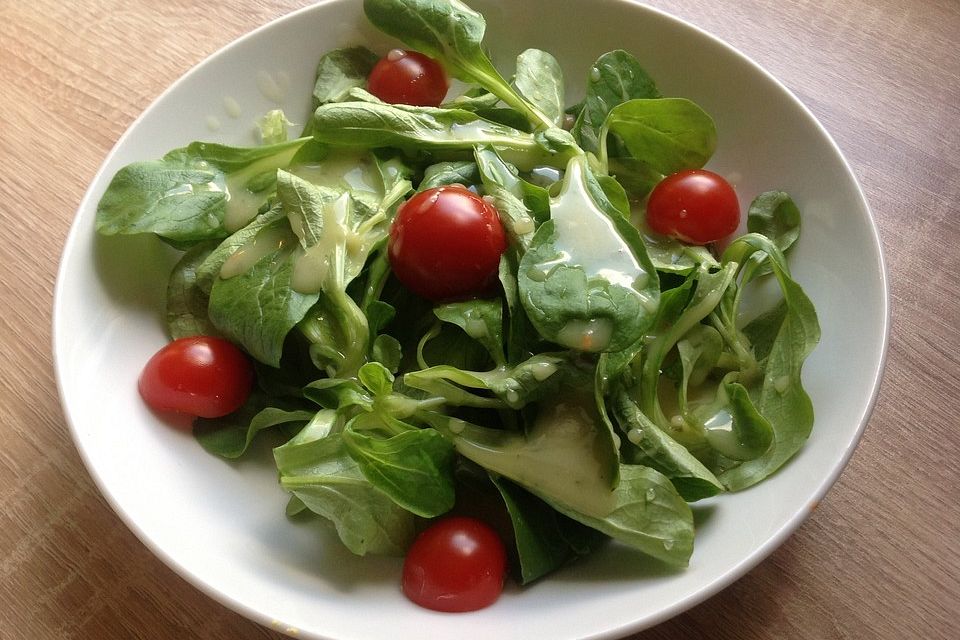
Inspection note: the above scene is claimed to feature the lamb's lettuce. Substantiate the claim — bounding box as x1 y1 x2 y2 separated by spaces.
94 0 821 585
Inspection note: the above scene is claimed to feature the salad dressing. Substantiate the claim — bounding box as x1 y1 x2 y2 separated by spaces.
220 225 291 278
527 156 654 351
450 397 618 518
557 318 612 352
223 96 242 119
529 361 557 382
548 158 644 287
223 144 302 232
449 120 498 141
290 152 382 194
290 192 354 293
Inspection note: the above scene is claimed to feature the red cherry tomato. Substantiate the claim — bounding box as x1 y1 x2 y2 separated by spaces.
139 336 254 419
645 169 741 244
389 185 507 301
367 49 449 107
402 516 507 612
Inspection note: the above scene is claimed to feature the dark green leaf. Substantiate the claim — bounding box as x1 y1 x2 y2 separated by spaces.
519 155 659 352
166 241 219 339
514 48 565 127
572 50 660 154
491 475 605 584
343 427 456 517
601 98 716 174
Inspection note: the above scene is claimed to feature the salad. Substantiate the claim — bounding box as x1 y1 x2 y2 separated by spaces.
94 0 820 613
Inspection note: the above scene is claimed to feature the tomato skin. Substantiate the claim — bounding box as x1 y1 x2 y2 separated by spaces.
388 186 507 302
138 336 254 419
367 49 449 107
402 516 507 612
645 169 741 244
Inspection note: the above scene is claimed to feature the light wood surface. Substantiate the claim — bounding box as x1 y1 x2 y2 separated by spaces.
2 0 957 638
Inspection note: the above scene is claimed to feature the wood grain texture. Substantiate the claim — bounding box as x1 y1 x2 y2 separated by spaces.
0 0 957 638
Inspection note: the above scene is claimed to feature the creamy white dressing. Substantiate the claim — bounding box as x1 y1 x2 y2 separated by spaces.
289 152 382 194
452 397 617 518
773 375 791 393
547 157 645 288
702 408 744 455
223 96 242 119
223 184 268 232
448 120 497 141
463 318 488 339
529 361 557 382
256 70 290 103
289 192 353 293
448 418 467 434
556 318 613 352
220 224 290 278
528 165 563 188
223 144 302 232
511 215 536 235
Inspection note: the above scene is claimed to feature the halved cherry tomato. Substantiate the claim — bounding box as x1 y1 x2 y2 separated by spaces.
367 49 449 107
645 169 740 244
402 516 507 612
388 185 507 301
139 336 254 419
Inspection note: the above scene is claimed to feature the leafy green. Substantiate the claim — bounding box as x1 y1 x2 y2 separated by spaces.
310 102 576 170
342 426 456 517
96 138 308 242
433 299 506 366
572 49 660 155
275 417 415 555
208 217 318 367
612 389 724 502
363 0 556 129
491 475 605 584
195 396 314 459
518 155 659 352
166 241 218 339
312 46 380 106
419 160 481 189
715 235 820 489
513 48 565 127
474 144 549 249
600 98 716 173
545 464 694 567
404 353 571 409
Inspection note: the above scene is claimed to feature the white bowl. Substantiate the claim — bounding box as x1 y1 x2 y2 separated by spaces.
53 0 888 638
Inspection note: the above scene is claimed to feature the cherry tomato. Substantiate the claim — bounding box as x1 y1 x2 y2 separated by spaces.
388 185 507 301
645 169 741 244
402 516 507 612
139 336 254 419
367 49 449 107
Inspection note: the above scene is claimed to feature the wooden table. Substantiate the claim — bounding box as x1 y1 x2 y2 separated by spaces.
2 0 957 638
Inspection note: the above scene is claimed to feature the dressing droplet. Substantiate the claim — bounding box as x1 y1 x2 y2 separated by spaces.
774 375 791 393
589 66 601 82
